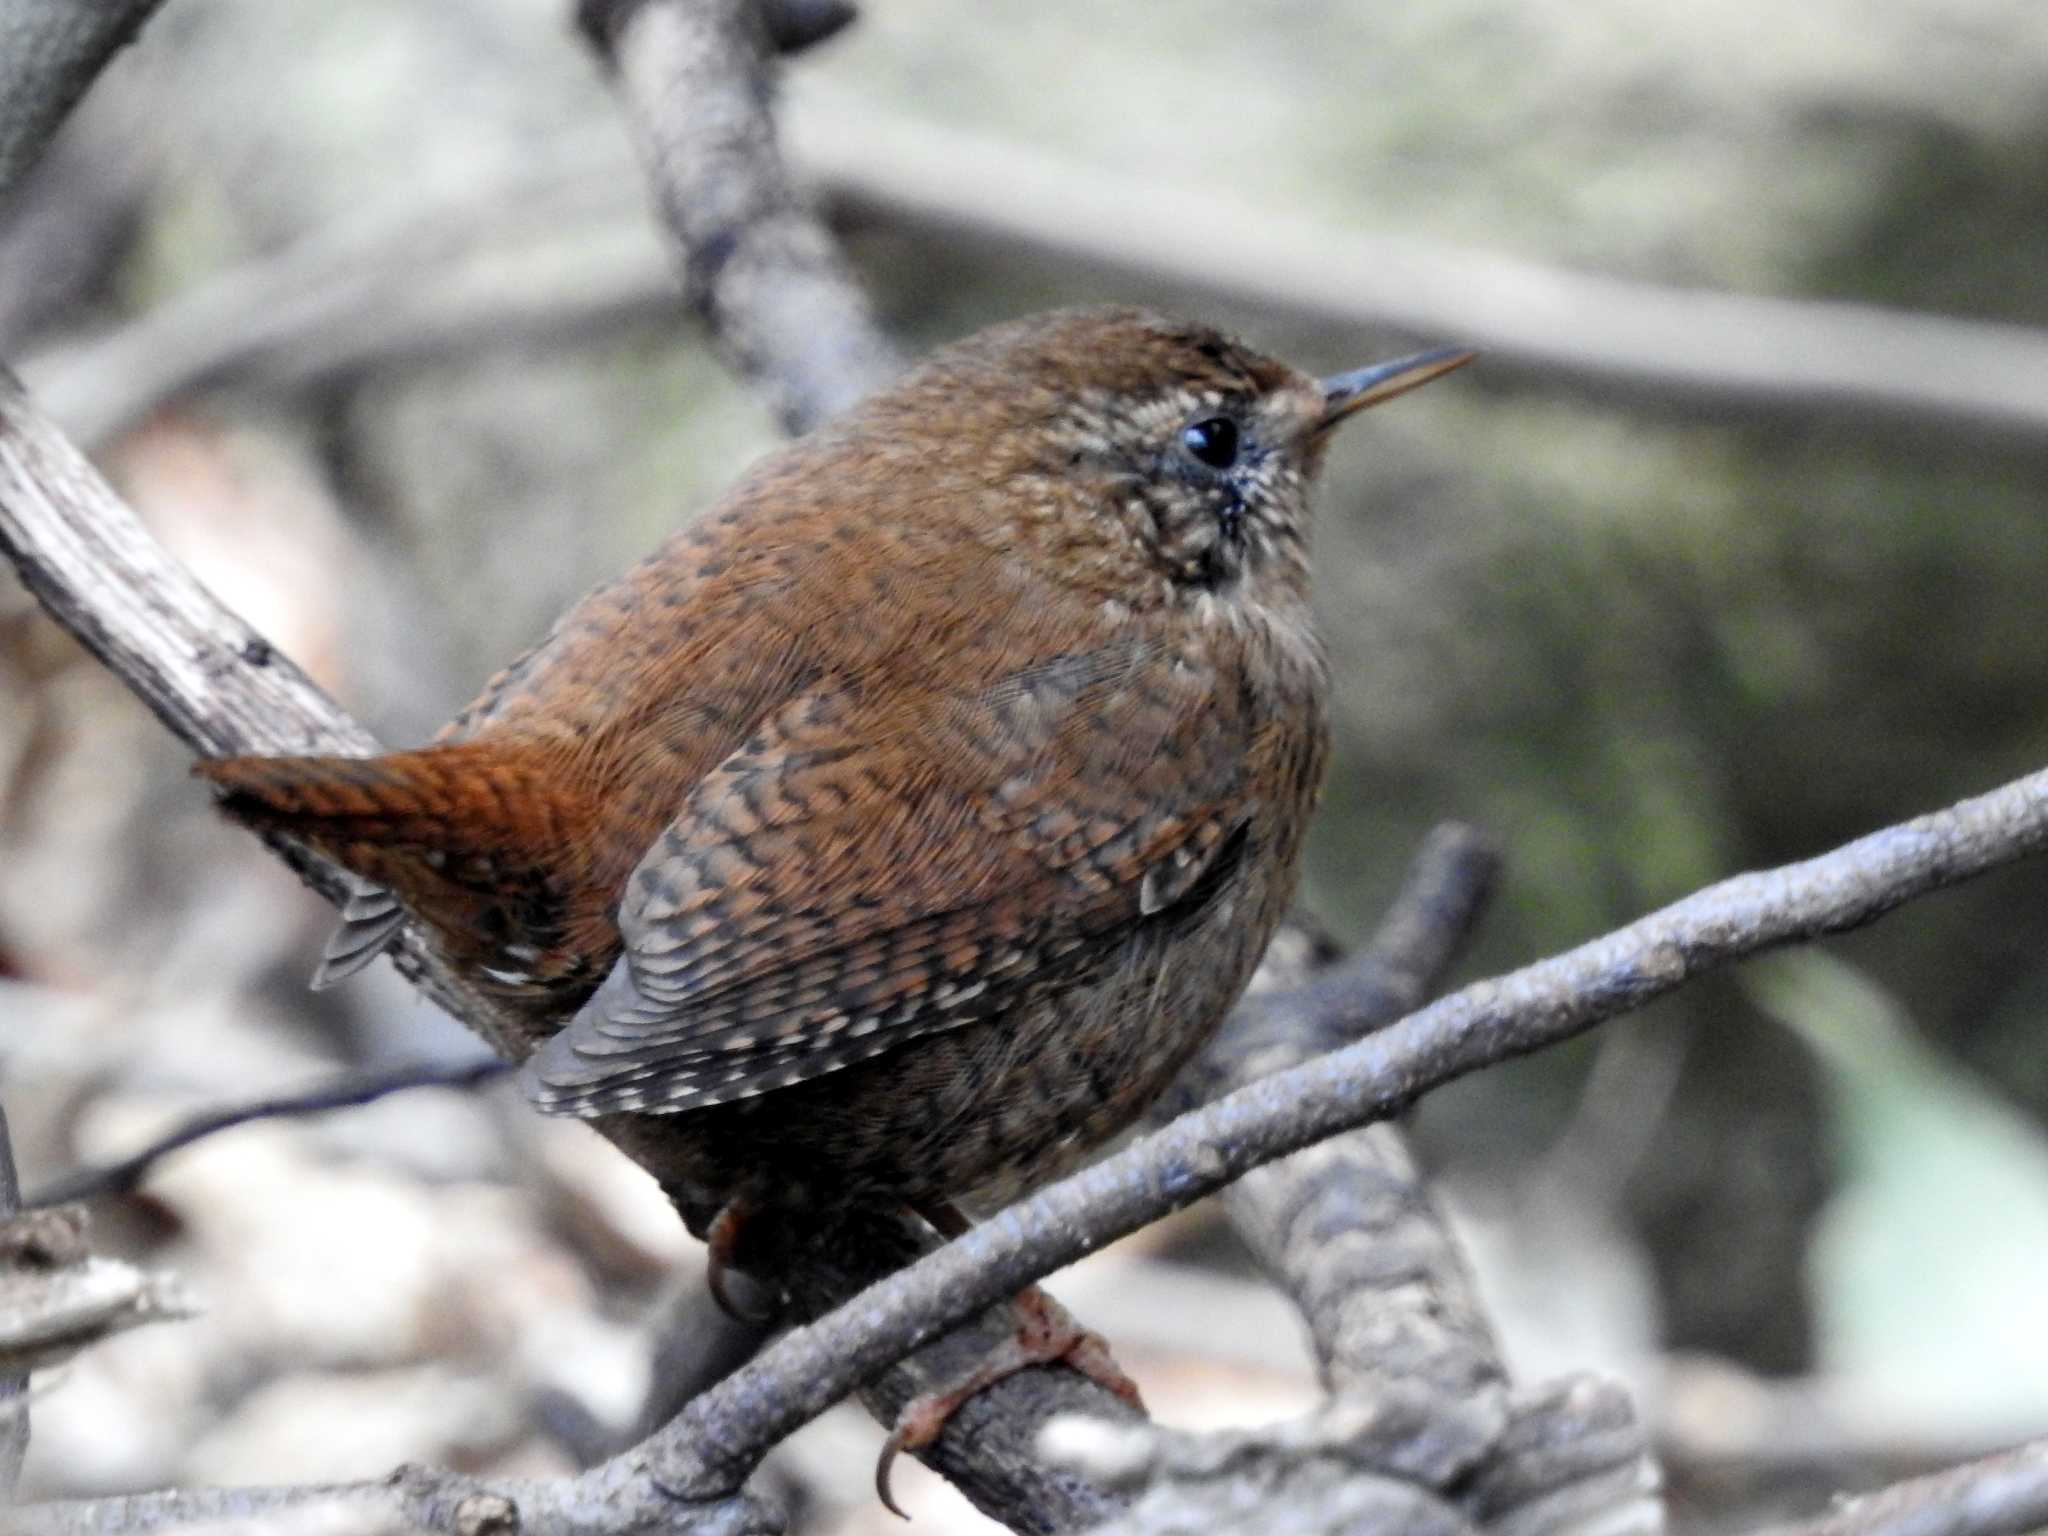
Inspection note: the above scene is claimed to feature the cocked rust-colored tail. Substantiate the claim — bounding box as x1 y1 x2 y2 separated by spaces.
195 740 589 903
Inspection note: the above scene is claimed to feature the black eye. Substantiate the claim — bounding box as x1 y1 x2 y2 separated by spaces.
1181 416 1239 470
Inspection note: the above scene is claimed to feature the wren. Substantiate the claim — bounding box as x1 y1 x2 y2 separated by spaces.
199 307 1469 1477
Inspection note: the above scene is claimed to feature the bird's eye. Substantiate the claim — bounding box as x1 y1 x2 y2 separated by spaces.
1181 417 1240 470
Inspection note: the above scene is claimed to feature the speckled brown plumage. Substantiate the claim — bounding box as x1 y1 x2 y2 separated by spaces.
199 307 1471 1222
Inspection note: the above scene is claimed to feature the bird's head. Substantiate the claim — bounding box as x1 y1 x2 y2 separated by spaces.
859 307 1473 610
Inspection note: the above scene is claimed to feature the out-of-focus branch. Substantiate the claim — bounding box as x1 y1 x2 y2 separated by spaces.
22 155 663 450
1758 1438 2048 1536
1658 1358 2048 1480
23 1058 511 1210
1212 824 1507 1398
795 101 2048 441
581 0 900 433
0 0 163 201
26 100 2048 449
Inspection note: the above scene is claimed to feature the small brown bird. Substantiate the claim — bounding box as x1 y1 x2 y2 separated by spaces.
200 307 1469 1483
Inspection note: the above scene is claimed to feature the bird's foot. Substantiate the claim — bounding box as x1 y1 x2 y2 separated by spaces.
873 1282 1144 1518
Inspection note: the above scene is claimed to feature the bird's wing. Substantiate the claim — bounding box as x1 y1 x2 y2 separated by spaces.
522 640 1261 1116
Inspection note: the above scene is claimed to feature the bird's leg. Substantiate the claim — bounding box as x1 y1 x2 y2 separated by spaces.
703 1192 779 1323
873 1202 1146 1517
917 1197 972 1241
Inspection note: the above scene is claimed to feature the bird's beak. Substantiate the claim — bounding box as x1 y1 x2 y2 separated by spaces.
1315 346 1477 432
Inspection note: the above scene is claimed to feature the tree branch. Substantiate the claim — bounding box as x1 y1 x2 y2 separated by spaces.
581 0 900 434
26 103 2048 449
23 1058 512 1210
1206 824 1509 1399
0 1207 191 1382
0 363 531 1059
1044 1373 1658 1536
795 100 2048 442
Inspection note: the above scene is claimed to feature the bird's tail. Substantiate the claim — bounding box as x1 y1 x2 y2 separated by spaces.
195 740 588 906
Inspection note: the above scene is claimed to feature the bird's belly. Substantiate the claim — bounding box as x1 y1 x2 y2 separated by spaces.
638 876 1276 1213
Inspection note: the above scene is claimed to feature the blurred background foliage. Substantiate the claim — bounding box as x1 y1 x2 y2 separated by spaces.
2 0 2046 1529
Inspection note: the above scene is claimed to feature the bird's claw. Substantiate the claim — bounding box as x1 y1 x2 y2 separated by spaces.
872 1284 1143 1518
705 1194 780 1324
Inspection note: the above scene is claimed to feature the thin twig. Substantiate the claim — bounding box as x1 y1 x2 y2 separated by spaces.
23 1058 512 1210
1757 1438 2048 1536
0 1208 192 1381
